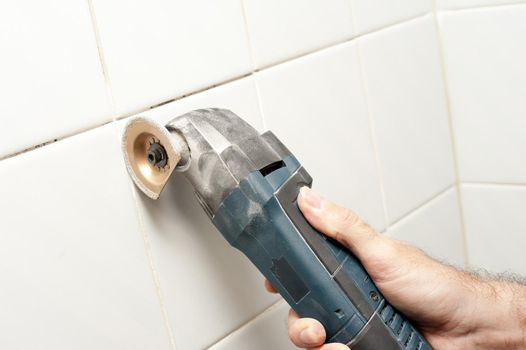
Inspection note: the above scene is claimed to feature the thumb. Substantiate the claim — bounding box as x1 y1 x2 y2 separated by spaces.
297 186 382 262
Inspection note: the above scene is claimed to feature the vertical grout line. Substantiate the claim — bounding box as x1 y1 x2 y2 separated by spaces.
349 0 391 229
128 186 178 350
431 0 471 269
205 299 286 349
239 0 268 131
87 0 118 122
87 1 177 348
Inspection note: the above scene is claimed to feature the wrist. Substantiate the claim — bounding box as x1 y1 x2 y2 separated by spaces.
467 278 526 349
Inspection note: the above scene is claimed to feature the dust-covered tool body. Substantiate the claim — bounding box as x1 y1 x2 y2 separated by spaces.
122 109 432 350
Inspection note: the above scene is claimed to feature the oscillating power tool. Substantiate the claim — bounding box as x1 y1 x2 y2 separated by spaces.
122 109 432 350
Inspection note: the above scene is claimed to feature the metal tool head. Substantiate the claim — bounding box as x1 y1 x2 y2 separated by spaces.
122 117 189 200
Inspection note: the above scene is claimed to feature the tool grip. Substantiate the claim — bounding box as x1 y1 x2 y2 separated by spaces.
212 161 432 349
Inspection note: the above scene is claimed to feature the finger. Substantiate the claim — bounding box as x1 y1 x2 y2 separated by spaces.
264 279 278 294
287 309 326 348
297 187 382 260
309 344 350 350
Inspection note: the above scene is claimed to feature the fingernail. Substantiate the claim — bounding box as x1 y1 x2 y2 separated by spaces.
299 326 321 345
300 186 323 209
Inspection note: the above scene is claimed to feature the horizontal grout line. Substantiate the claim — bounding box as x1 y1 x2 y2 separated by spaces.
0 74 256 162
437 1 526 13
386 184 456 230
0 11 432 162
461 181 526 188
0 120 113 162
254 12 431 71
205 299 286 349
118 72 254 120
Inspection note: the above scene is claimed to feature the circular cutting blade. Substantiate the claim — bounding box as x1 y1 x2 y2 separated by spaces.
122 117 182 199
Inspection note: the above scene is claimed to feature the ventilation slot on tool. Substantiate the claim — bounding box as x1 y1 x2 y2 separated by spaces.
259 160 285 176
403 328 414 347
397 320 406 336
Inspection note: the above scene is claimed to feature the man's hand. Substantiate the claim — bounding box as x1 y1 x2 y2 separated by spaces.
264 187 526 350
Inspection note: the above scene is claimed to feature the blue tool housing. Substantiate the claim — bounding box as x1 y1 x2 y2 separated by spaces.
213 155 432 350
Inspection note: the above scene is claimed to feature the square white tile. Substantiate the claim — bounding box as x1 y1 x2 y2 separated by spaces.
438 0 526 10
351 0 432 35
242 0 354 68
0 1 110 158
91 0 253 116
121 77 279 349
209 301 295 350
255 43 387 231
461 184 526 275
438 6 526 183
359 16 455 223
0 125 170 349
388 188 466 267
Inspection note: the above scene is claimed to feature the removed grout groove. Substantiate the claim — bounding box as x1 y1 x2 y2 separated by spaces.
438 1 526 13
205 299 286 349
432 11 471 268
127 179 178 350
387 185 455 229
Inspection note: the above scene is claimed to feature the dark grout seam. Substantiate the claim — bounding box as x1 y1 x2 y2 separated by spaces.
0 11 434 163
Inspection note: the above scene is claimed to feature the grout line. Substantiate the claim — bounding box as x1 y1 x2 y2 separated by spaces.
462 181 526 188
0 11 430 162
0 121 113 161
352 21 391 228
88 1 176 348
386 185 455 230
253 12 430 72
0 73 251 162
431 5 471 269
205 299 286 349
239 0 257 72
119 73 254 121
239 0 268 131
438 1 526 13
127 182 178 350
87 0 118 122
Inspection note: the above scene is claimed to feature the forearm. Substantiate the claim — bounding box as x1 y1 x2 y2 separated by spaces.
467 275 526 349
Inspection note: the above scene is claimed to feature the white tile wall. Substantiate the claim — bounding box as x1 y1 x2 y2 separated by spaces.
438 0 526 10
462 184 526 275
0 1 110 158
351 0 432 35
91 0 252 116
359 16 455 223
389 188 466 267
242 0 354 68
255 43 387 231
0 125 170 349
439 5 526 183
209 301 294 350
1 1 526 349
121 77 278 349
